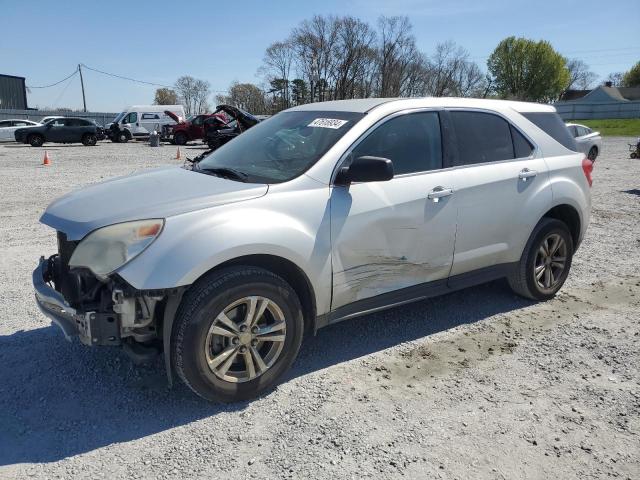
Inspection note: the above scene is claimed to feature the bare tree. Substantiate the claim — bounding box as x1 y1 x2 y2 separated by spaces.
154 88 178 105
174 76 210 115
605 72 624 87
330 16 377 100
261 41 294 108
375 16 419 97
291 15 340 102
216 82 268 115
565 59 598 90
423 41 485 97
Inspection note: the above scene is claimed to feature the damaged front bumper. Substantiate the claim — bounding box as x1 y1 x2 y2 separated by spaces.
33 256 120 346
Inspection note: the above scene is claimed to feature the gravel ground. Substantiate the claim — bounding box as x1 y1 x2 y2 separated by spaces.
0 139 638 479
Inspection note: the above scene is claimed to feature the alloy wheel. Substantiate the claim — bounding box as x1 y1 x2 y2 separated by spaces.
205 296 287 383
534 233 567 291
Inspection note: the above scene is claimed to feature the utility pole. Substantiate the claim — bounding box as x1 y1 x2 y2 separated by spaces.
78 64 87 112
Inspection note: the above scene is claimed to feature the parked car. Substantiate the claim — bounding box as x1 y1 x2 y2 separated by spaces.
0 119 39 142
203 104 260 150
106 105 185 143
14 117 103 146
33 98 592 402
566 123 602 161
162 112 227 145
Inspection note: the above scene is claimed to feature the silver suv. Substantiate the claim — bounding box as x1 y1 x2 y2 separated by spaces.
33 98 593 402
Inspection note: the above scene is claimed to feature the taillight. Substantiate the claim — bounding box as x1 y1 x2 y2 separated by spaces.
582 158 593 187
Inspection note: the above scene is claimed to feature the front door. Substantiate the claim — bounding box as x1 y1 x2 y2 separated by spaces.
446 109 552 276
330 110 457 310
47 118 67 142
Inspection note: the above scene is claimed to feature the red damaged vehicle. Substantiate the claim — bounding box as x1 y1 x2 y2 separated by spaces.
162 111 226 145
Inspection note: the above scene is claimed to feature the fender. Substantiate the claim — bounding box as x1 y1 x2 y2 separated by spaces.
117 178 334 315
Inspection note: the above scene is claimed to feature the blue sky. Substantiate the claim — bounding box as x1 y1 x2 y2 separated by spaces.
1 0 637 112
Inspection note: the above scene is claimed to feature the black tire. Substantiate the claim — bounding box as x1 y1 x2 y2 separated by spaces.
172 266 304 402
174 132 188 146
82 133 97 146
631 151 638 159
508 218 574 301
587 146 598 161
28 134 44 147
115 131 129 143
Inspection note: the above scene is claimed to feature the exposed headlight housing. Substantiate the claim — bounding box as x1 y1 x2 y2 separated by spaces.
69 219 164 277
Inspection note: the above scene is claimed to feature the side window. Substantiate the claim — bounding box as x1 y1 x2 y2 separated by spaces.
192 116 204 126
450 111 514 165
65 119 80 126
511 125 534 158
351 111 443 175
568 126 578 138
0 121 12 127
577 126 589 137
51 119 65 126
142 113 160 120
124 112 138 124
13 121 30 127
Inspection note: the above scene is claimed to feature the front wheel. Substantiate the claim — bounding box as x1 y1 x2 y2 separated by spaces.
82 133 97 146
174 132 188 145
508 218 574 301
172 267 304 402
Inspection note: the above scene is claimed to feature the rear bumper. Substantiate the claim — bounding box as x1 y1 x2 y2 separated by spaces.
32 257 80 341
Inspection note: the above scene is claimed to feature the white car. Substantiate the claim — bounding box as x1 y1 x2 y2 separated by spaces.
0 119 40 142
566 123 602 161
33 98 592 402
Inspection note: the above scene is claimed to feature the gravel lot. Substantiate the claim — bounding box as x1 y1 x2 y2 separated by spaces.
0 138 638 479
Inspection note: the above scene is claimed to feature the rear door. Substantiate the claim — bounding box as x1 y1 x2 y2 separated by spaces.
446 109 551 277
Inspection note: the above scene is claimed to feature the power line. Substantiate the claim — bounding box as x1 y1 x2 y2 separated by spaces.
51 70 78 107
27 68 79 88
80 63 174 88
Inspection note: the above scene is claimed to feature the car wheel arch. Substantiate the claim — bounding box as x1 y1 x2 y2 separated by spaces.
161 254 317 386
541 204 581 249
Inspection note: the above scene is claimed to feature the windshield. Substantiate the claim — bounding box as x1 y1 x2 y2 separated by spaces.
112 112 126 124
197 110 364 183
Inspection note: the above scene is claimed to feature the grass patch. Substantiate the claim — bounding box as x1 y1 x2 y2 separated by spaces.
572 119 640 137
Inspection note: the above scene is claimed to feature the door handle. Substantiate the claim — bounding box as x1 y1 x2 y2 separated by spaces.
518 168 537 181
427 186 453 202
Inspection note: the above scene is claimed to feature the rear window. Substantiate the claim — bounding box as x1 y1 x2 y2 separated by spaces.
522 112 576 151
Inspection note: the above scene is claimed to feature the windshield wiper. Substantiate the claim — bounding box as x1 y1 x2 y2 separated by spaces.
197 165 249 182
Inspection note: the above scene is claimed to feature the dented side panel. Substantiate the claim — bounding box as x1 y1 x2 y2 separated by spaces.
330 172 457 309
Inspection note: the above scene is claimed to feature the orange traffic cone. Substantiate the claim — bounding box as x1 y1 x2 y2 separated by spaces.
176 147 181 160
42 150 51 166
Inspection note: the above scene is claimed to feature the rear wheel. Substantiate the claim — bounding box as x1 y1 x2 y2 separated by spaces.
174 132 188 145
587 146 598 161
172 267 304 402
28 134 44 147
82 133 97 146
508 218 574 301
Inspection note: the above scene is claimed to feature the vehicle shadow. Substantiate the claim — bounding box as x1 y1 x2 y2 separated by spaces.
0 280 530 465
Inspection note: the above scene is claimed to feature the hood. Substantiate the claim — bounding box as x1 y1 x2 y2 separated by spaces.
40 166 268 240
215 105 259 130
164 110 184 124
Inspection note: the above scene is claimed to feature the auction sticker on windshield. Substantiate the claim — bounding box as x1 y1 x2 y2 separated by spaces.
308 118 349 129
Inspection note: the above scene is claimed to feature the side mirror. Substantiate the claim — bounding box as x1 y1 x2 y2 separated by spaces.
335 156 394 185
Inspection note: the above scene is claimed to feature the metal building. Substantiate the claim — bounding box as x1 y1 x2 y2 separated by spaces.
0 74 28 110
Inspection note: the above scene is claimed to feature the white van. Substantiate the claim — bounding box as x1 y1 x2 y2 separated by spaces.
107 105 185 142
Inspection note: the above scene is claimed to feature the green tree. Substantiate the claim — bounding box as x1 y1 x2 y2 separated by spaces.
622 61 640 87
291 79 308 105
153 87 178 105
487 37 569 102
